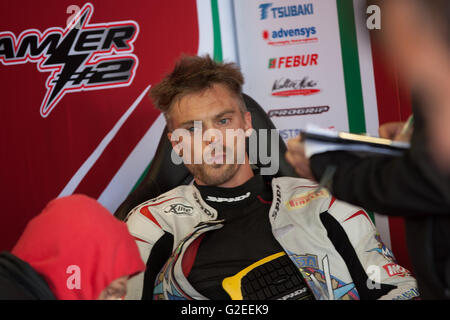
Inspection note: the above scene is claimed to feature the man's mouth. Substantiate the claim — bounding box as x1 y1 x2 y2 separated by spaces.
206 152 225 164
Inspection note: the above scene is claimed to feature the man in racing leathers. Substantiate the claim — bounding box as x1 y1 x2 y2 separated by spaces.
124 55 418 300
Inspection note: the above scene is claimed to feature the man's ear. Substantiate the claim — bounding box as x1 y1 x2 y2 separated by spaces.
167 131 173 144
165 113 175 147
243 111 254 137
167 131 178 149
244 111 253 131
168 129 186 158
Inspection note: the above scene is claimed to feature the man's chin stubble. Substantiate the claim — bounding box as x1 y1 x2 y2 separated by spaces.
190 163 239 186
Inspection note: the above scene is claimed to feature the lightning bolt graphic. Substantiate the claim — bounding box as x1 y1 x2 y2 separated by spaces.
0 2 139 118
40 9 90 117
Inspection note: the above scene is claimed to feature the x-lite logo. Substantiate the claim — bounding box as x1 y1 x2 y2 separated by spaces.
0 3 139 117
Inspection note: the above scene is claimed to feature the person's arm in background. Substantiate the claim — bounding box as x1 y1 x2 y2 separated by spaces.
285 109 450 217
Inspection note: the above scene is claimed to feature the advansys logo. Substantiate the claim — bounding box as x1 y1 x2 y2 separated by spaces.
0 3 139 118
271 77 320 97
259 3 314 20
262 27 318 46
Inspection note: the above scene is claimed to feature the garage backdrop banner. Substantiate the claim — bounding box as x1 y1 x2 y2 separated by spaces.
0 0 410 272
0 0 200 250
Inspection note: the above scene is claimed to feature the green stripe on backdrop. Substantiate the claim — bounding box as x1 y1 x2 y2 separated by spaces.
337 0 374 223
211 0 223 62
130 161 152 193
336 0 366 135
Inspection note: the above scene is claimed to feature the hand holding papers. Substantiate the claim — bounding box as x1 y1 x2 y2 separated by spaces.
302 124 410 158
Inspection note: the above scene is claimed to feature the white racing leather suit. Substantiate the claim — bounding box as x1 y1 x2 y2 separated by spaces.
125 177 419 300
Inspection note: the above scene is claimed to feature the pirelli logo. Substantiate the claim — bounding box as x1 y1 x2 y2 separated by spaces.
286 189 328 210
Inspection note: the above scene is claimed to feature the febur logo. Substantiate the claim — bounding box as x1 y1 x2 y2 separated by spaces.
268 54 318 69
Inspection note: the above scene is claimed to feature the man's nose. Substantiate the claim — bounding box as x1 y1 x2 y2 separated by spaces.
203 127 224 147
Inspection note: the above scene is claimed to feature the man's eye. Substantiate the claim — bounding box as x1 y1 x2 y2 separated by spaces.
219 118 229 125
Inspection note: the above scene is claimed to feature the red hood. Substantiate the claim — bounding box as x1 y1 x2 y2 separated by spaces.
12 194 145 300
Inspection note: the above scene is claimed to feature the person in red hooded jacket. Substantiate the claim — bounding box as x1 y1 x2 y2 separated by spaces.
0 194 145 300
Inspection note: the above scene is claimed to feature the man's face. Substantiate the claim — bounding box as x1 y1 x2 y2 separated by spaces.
167 84 252 186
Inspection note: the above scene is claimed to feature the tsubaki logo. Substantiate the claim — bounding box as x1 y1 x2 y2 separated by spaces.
259 2 314 20
0 3 139 118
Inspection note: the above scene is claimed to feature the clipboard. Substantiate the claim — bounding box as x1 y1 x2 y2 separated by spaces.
301 125 410 157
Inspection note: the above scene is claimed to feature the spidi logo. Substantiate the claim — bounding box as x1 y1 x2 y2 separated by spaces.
262 27 317 46
0 3 139 118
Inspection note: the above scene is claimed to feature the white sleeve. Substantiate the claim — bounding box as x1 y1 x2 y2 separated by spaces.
124 210 165 300
329 200 420 300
